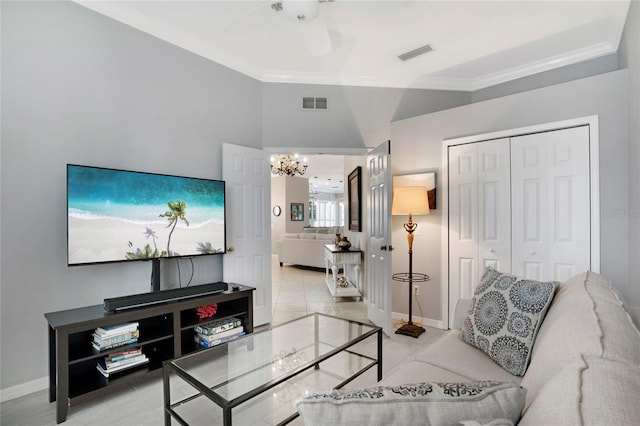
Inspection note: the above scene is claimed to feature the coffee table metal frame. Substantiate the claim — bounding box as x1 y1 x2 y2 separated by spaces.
162 312 382 426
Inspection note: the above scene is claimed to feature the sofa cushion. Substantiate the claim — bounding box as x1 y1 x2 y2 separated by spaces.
296 381 526 426
299 233 317 239
316 233 335 241
460 267 557 376
415 331 522 384
519 355 640 425
520 271 640 407
282 233 299 239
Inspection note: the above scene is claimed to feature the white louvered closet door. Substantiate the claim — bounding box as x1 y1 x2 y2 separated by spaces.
448 138 511 316
510 126 591 281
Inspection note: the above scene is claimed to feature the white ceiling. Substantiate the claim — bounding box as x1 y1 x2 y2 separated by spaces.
305 154 345 194
76 0 630 91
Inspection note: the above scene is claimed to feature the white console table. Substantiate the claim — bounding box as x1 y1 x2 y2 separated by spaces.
324 244 363 300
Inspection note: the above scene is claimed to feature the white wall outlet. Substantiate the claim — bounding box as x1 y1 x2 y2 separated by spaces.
413 284 419 295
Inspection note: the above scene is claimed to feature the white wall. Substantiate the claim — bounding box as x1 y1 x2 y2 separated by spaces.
285 177 310 232
391 69 631 325
270 177 286 252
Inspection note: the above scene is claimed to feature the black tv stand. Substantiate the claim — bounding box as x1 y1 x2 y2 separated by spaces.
45 283 254 423
150 257 161 292
104 281 228 312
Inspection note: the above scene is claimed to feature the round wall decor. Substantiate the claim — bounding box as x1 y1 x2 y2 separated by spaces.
273 205 282 216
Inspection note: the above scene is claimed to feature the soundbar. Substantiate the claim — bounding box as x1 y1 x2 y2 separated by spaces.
104 282 229 312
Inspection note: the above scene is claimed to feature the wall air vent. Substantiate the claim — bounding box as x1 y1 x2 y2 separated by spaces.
398 44 434 62
302 97 328 110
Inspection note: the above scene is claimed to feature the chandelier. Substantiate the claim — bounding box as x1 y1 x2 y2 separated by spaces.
270 154 309 177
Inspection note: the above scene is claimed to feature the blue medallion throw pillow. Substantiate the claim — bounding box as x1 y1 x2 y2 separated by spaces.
460 267 558 376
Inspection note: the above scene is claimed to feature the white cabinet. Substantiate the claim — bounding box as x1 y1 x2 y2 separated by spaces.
448 125 595 321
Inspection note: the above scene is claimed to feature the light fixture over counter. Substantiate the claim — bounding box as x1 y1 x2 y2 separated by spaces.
270 154 309 177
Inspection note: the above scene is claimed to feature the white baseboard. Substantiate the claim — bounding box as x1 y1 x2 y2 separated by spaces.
392 311 447 330
1 376 48 403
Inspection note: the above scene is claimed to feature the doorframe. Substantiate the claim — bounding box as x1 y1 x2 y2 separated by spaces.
440 115 600 329
265 147 369 297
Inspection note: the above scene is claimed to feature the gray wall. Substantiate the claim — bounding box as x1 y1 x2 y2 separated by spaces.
619 0 640 323
471 53 620 103
1 1 262 390
391 69 631 324
0 0 467 394
2 0 638 395
262 83 470 149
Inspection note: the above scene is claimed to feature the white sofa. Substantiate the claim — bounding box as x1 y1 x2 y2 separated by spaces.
297 271 640 425
278 232 336 269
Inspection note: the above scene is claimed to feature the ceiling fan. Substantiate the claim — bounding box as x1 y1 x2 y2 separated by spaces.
224 0 335 57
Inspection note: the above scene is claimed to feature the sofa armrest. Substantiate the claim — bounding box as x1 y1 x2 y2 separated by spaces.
453 299 472 330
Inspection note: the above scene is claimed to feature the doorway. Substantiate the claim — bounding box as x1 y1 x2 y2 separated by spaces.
268 152 368 324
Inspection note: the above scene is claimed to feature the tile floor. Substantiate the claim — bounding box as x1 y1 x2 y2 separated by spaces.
271 262 369 325
1 258 445 425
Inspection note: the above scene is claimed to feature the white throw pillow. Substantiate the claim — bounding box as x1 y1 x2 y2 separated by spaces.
296 381 525 426
460 267 558 376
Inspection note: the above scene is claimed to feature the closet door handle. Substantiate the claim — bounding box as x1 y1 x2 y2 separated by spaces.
380 245 387 251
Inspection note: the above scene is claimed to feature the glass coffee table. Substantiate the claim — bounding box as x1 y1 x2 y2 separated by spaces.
163 313 382 426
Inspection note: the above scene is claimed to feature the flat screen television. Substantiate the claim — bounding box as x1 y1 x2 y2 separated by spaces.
67 164 226 269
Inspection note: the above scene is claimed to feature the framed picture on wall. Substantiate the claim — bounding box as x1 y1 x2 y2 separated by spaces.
348 166 362 231
291 203 304 221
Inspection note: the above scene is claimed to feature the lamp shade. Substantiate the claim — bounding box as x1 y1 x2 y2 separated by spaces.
392 186 430 216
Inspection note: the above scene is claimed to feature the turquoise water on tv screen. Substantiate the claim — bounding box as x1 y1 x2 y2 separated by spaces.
67 165 225 226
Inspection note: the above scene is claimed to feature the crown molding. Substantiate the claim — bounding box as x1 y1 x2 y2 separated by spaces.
467 41 617 91
73 1 621 93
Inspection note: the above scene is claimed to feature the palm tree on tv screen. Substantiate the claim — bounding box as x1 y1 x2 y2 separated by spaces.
160 200 189 255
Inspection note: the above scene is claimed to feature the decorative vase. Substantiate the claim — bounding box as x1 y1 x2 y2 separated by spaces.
337 236 352 251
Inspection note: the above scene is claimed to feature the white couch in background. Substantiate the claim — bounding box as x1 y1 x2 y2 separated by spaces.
297 271 640 425
278 232 336 269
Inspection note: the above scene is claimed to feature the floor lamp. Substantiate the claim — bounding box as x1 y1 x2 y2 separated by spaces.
392 186 430 338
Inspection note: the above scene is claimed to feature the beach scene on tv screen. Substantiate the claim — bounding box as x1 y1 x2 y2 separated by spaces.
68 165 225 265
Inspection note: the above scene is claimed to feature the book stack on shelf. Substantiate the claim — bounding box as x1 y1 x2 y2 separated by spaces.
92 322 139 352
96 348 149 378
194 317 245 348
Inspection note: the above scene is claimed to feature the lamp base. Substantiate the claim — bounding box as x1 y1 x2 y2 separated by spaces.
395 322 425 338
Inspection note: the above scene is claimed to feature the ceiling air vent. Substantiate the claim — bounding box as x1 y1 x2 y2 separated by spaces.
398 44 434 62
302 97 328 110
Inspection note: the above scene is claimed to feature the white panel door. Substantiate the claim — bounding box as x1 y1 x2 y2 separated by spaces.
222 143 272 326
511 126 591 281
448 142 479 312
366 141 393 336
448 139 510 319
477 139 512 275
